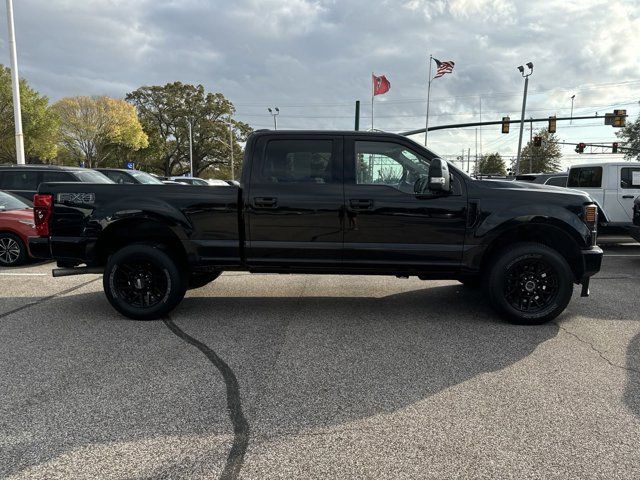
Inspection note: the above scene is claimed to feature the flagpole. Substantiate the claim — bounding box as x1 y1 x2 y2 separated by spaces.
424 55 433 147
371 72 374 130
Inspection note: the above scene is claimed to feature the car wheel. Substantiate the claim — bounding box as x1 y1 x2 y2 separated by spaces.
0 233 27 267
103 244 187 320
188 271 221 290
487 242 574 325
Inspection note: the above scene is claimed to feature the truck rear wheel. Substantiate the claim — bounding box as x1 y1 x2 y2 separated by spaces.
487 242 574 325
103 244 187 320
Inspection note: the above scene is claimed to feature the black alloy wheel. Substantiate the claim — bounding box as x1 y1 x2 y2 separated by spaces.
104 244 187 320
487 242 573 325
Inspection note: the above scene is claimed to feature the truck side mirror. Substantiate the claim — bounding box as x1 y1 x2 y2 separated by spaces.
428 158 451 193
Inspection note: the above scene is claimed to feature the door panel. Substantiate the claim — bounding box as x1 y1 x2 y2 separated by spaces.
343 138 467 270
246 136 344 267
616 166 640 223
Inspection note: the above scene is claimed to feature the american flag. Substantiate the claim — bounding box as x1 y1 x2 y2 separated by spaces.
433 58 455 79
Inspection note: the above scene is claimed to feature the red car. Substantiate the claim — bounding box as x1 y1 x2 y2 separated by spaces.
0 191 35 266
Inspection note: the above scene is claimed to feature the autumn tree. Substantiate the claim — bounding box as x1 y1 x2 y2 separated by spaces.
126 82 251 177
474 152 506 176
0 65 58 163
53 96 148 168
518 128 562 173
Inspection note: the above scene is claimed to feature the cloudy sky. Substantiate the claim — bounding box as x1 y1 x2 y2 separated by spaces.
1 0 639 169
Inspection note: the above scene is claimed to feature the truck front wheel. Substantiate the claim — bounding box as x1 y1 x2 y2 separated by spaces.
103 244 187 320
487 242 574 325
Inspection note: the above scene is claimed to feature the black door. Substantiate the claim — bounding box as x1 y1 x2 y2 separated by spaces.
343 137 467 272
245 135 344 268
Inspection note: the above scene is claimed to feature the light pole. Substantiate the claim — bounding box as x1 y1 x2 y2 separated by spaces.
222 117 235 181
268 107 279 130
187 119 193 177
570 94 575 125
5 0 24 164
515 62 533 175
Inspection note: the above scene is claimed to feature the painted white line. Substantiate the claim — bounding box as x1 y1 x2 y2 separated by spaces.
0 272 48 276
604 254 640 257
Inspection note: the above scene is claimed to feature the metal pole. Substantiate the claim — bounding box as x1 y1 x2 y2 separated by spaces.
467 148 471 175
475 128 478 174
371 72 374 130
188 120 193 177
529 117 533 173
5 0 24 165
424 55 433 146
228 118 234 181
515 75 529 175
273 114 277 130
355 100 360 131
478 96 482 157
570 95 575 125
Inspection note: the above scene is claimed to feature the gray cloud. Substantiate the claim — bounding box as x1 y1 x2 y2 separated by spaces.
1 0 638 164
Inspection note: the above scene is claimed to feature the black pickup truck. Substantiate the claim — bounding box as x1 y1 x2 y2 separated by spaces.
29 130 603 324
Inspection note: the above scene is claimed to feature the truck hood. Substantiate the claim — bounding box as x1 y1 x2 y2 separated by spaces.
475 179 591 200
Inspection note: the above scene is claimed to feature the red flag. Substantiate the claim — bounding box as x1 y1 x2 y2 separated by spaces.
372 74 391 96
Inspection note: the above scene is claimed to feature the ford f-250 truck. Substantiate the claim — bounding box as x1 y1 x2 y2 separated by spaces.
29 130 603 324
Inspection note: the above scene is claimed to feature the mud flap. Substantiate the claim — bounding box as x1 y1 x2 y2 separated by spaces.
580 277 590 297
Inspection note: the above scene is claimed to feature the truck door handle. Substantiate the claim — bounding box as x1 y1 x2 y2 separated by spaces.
349 199 373 210
622 195 635 199
253 197 278 208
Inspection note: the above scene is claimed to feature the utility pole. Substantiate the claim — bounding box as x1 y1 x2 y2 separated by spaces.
188 119 193 177
268 107 279 130
228 116 234 181
5 0 25 164
515 62 533 175
467 148 471 176
475 128 478 174
570 94 575 125
529 117 533 173
354 100 360 131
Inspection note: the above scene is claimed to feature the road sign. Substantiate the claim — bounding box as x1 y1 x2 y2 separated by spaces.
126 162 135 170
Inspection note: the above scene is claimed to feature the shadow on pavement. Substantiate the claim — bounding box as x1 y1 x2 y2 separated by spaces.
1 284 559 478
625 333 640 419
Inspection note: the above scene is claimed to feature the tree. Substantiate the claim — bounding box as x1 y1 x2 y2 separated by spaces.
617 104 640 161
0 65 58 163
518 128 562 173
53 96 148 168
474 152 506 176
126 82 251 177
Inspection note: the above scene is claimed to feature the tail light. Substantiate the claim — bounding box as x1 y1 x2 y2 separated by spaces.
33 194 53 237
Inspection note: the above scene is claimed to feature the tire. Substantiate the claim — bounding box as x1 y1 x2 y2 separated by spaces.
103 244 187 320
188 271 222 289
0 233 27 267
486 242 574 325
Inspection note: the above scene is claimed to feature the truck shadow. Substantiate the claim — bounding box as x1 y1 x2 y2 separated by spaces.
624 332 640 419
176 284 559 436
3 284 559 478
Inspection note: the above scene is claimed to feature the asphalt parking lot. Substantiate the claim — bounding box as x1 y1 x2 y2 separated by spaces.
1 244 639 479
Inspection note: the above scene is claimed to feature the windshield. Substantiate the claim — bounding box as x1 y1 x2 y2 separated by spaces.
0 191 30 211
129 171 164 184
73 170 114 183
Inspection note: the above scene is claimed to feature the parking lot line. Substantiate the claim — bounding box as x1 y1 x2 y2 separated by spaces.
0 272 48 276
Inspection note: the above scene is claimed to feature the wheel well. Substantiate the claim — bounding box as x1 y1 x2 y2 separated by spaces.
94 219 188 266
481 224 584 280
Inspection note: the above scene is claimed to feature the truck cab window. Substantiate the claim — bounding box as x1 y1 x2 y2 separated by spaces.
262 139 337 184
567 167 602 188
355 141 428 193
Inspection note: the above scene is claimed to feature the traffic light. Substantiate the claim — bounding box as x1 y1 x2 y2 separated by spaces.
548 116 556 133
534 136 542 147
575 142 586 153
613 109 626 127
501 117 510 134
612 142 618 153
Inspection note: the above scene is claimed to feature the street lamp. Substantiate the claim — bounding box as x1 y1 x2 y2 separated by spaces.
515 62 533 175
187 118 194 178
5 0 25 164
570 94 576 124
268 107 279 130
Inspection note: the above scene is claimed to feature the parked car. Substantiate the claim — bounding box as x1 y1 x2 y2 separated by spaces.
95 168 165 185
0 165 113 202
30 130 602 325
515 172 568 187
0 191 35 266
169 176 211 186
567 162 640 227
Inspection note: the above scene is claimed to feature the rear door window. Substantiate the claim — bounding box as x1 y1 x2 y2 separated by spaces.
41 171 76 183
567 167 602 188
261 139 338 184
620 167 640 189
545 176 567 187
0 170 39 190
